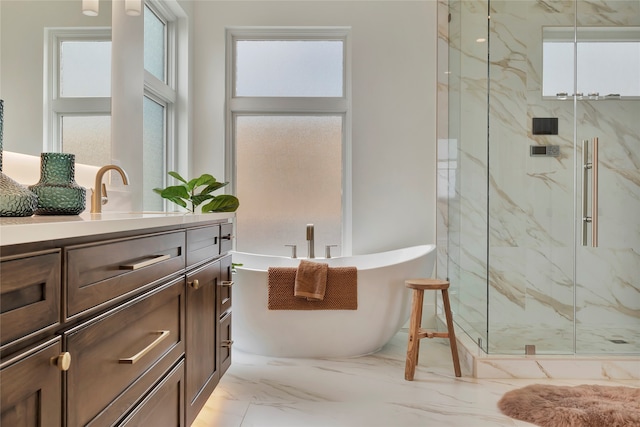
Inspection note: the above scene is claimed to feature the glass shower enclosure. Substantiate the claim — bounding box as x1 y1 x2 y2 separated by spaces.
438 0 640 355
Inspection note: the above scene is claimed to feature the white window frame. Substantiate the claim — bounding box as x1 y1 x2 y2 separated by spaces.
44 27 111 153
144 0 178 210
226 27 353 254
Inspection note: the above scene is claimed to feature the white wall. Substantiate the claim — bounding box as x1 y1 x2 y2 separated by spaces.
192 0 438 255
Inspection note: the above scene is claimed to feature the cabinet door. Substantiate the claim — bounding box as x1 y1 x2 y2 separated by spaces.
1 337 63 427
185 260 220 426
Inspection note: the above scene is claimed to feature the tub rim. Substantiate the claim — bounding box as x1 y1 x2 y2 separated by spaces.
230 244 435 272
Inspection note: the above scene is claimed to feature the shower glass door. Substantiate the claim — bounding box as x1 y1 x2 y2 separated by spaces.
486 0 578 355
574 0 640 354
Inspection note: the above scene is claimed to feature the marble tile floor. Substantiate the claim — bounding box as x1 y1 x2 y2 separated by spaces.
192 330 640 427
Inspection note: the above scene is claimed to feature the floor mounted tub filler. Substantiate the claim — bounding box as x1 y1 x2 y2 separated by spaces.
231 245 436 357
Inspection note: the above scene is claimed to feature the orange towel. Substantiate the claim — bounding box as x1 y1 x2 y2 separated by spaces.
294 259 328 301
268 266 357 310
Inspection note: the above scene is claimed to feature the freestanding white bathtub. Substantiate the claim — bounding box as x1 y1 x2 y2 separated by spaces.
230 244 436 357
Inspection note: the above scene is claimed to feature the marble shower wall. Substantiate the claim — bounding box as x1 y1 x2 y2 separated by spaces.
437 0 640 354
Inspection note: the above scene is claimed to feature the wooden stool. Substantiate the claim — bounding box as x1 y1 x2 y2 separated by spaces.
404 278 462 380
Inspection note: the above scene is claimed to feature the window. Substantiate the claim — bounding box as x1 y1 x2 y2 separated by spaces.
543 26 640 98
144 2 176 211
46 28 112 166
227 28 351 256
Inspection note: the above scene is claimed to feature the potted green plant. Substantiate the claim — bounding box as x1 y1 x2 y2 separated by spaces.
153 171 239 213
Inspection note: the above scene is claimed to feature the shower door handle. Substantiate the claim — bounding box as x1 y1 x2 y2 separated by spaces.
581 138 599 247
582 140 590 246
592 137 599 247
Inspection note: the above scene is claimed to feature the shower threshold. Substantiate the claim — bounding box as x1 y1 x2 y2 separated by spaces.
436 316 640 380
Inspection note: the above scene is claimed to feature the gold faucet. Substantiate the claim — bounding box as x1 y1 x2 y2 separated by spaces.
91 165 129 213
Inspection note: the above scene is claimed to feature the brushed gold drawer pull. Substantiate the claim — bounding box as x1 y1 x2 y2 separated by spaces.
189 279 201 289
118 330 170 365
221 340 234 348
120 254 171 270
221 280 234 287
53 352 72 371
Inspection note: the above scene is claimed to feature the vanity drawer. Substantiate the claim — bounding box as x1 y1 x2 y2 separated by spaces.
65 278 185 427
218 254 232 316
65 231 185 318
119 360 184 427
219 311 232 377
186 224 220 268
220 222 233 254
0 249 61 346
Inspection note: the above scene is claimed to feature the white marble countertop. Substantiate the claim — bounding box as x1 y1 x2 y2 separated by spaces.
0 212 234 246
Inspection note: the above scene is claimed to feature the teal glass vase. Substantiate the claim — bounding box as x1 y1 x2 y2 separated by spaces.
29 153 86 215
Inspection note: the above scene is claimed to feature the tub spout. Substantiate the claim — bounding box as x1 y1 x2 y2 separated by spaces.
285 244 297 258
306 224 315 258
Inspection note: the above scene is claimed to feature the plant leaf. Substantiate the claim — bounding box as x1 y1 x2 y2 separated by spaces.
200 181 228 195
193 174 217 188
185 178 199 192
168 171 187 184
160 185 190 199
202 195 239 212
191 194 215 207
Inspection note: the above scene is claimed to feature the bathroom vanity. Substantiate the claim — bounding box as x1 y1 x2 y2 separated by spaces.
0 213 234 426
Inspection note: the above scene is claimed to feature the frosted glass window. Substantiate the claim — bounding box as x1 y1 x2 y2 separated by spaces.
576 42 640 96
235 40 343 97
235 115 343 255
144 4 166 82
143 96 166 211
59 41 111 97
61 115 111 166
543 27 640 97
542 42 574 97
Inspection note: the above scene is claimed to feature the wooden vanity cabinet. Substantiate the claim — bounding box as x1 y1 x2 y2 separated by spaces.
0 217 233 427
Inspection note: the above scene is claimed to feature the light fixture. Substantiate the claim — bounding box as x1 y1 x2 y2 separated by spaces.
125 0 142 16
82 0 99 16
